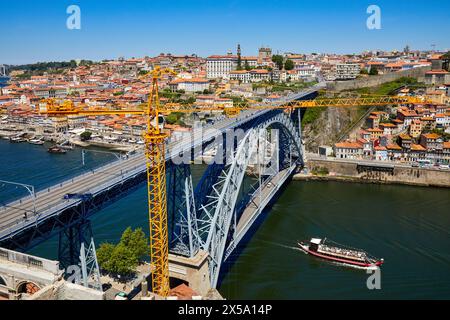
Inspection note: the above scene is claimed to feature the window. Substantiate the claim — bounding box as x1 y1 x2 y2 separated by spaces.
28 257 43 268
0 249 8 260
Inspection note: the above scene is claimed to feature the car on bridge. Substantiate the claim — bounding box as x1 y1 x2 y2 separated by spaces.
63 193 93 201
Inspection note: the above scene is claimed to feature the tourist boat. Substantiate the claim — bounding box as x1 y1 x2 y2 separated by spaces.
298 238 384 268
47 146 67 154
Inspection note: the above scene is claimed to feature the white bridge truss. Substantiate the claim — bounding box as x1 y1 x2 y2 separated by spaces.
173 110 303 287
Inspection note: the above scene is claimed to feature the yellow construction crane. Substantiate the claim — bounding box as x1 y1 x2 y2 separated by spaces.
41 75 429 297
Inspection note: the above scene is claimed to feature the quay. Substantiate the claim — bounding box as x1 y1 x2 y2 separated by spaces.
296 153 450 188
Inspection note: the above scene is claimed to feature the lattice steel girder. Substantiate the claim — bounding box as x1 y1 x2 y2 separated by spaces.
0 168 148 253
167 163 199 258
194 110 303 288
58 219 93 271
80 238 102 291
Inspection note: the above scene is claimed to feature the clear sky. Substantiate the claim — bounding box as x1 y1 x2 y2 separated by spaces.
1 0 450 65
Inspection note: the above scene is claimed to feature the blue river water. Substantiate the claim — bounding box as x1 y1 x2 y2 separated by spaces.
0 77 9 88
0 140 449 299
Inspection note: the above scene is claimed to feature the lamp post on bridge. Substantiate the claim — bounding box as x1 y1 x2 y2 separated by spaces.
81 149 125 166
0 179 36 217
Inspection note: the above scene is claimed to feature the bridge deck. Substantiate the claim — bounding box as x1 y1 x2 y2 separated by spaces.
0 109 266 240
224 165 296 260
0 153 146 237
0 85 321 243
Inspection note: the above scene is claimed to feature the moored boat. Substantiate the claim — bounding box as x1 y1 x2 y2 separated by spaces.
29 138 45 145
10 137 27 143
298 238 383 268
58 144 74 150
47 146 67 154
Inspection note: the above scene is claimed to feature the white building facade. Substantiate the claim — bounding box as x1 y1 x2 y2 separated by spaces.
207 55 238 79
335 63 361 80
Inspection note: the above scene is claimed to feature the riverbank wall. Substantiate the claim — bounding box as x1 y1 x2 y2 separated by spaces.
326 66 430 91
295 158 450 188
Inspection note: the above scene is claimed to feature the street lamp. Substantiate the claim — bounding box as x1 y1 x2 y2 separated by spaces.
0 179 36 217
81 149 124 166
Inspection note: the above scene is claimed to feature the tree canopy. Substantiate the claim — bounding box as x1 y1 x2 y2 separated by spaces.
369 67 379 76
80 131 92 141
284 59 295 71
272 55 284 70
96 227 149 276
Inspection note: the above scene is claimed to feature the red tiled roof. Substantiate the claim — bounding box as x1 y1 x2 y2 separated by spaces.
426 69 449 75
422 133 441 139
411 144 426 151
335 141 363 149
386 143 402 151
168 284 198 300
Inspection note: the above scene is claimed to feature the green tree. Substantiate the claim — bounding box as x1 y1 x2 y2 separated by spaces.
120 227 148 261
272 55 284 70
237 56 243 70
369 67 379 76
96 243 115 270
96 227 150 277
244 60 251 71
284 59 295 71
108 243 137 275
80 131 92 141
165 113 178 125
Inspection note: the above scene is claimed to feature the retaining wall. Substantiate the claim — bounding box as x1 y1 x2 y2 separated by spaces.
327 66 431 91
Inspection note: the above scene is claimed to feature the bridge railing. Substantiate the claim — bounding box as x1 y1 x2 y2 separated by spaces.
0 85 320 242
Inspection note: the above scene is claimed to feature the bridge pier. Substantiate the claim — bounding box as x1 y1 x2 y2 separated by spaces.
168 250 211 297
58 219 93 272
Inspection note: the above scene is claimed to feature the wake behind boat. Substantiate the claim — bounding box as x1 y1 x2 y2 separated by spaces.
298 238 384 268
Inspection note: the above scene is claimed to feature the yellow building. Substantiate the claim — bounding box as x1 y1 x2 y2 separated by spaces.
409 119 422 139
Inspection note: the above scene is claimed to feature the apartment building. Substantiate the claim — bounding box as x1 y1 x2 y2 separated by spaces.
335 63 361 80
229 69 270 83
169 78 210 92
334 141 363 159
206 54 238 79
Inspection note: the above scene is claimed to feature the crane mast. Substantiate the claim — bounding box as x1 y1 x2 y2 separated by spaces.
143 68 171 297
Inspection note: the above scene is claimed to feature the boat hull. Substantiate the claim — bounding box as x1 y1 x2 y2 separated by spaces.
298 242 383 268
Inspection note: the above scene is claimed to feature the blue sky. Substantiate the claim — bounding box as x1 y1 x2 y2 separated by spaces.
1 0 449 64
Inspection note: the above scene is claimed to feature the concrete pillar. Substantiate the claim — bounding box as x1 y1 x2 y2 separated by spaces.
141 281 148 297
168 250 211 297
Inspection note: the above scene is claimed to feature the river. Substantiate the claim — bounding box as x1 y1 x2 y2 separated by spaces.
1 140 449 299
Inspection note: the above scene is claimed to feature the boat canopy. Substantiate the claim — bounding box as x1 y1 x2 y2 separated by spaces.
310 238 322 245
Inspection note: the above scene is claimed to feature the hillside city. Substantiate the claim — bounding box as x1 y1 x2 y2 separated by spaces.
3 0 450 306
1 46 450 167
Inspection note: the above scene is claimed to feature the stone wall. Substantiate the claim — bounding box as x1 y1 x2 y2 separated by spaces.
29 280 105 300
304 159 450 188
327 66 431 92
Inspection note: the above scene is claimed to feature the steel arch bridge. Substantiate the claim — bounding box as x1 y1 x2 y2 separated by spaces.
168 108 304 287
0 88 318 290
